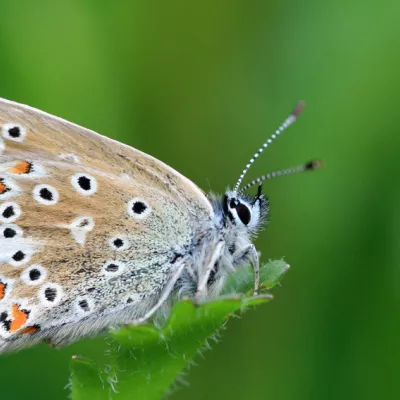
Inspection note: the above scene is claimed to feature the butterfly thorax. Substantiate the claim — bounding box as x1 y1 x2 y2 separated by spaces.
176 190 268 299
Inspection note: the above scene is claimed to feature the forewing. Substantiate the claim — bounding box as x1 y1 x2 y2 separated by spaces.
0 98 213 349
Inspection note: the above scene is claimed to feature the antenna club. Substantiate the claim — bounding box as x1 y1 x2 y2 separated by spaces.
305 159 323 170
238 159 322 194
292 101 306 118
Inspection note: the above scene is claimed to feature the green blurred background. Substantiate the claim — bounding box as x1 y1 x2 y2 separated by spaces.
0 0 399 399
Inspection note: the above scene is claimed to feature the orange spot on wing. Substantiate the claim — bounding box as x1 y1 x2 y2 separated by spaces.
7 161 31 174
0 283 5 300
0 179 8 194
18 325 40 335
9 304 29 333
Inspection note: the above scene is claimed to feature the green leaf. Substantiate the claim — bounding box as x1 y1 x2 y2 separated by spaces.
70 259 289 400
223 258 290 294
70 356 108 400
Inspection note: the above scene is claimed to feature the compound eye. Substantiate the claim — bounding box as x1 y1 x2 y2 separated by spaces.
236 203 251 225
229 198 251 225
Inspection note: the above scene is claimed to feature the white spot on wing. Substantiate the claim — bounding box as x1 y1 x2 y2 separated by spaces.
59 216 95 246
127 198 151 220
0 202 21 223
102 260 126 277
38 283 63 307
108 236 130 251
21 264 47 286
33 184 59 205
27 163 46 178
0 224 23 239
9 249 32 267
74 297 94 315
2 123 27 142
70 173 97 196
0 246 31 267
0 237 40 267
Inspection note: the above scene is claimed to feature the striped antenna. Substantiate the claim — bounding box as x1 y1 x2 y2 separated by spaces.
233 101 305 194
238 160 322 194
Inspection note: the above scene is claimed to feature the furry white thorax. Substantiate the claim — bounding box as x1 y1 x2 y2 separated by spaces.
175 189 268 300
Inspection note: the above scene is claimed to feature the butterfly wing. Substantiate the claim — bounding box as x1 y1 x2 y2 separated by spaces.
0 98 213 351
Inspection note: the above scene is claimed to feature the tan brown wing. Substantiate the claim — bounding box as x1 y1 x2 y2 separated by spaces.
0 97 213 351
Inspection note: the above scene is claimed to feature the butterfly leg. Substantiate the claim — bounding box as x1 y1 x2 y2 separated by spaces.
232 244 260 295
195 241 225 303
132 261 186 325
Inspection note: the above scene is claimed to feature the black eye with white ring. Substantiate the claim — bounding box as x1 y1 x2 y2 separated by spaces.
229 199 251 225
236 203 251 225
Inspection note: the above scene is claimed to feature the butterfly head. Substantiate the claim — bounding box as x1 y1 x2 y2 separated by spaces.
201 102 322 299
223 185 268 235
217 102 321 263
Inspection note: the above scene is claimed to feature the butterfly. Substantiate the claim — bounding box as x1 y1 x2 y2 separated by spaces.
0 97 319 353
